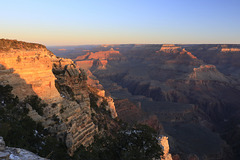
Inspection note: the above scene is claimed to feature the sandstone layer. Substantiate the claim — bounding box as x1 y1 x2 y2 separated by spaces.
0 39 118 156
0 39 61 103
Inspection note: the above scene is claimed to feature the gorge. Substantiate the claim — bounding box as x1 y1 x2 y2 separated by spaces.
50 43 240 160
1 39 240 160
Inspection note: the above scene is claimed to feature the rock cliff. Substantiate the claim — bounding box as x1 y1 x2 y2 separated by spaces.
0 39 61 103
0 39 118 156
74 48 122 70
157 44 181 54
158 136 173 160
188 65 230 82
221 48 240 52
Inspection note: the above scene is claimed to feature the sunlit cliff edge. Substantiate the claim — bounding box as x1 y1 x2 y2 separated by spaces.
0 39 118 156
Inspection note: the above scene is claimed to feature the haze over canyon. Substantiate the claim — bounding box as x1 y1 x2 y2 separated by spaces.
49 43 240 160
0 36 239 160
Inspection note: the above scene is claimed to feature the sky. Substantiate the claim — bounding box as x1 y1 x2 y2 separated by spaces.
0 0 240 46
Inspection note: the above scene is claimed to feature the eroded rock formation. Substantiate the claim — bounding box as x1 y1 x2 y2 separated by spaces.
0 39 61 103
158 136 173 160
188 65 230 82
157 44 181 54
221 48 240 52
74 48 122 70
64 44 238 159
0 39 118 156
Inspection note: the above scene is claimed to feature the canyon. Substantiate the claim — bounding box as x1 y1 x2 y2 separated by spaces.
49 43 240 159
1 39 240 159
0 39 119 157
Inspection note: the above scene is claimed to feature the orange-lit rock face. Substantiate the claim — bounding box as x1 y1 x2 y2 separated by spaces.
186 52 197 59
221 48 240 52
75 48 120 61
106 97 118 118
58 49 67 51
0 48 61 102
89 49 120 60
75 49 117 70
88 86 118 118
180 48 197 59
75 60 94 70
158 136 173 160
157 45 197 59
157 44 181 53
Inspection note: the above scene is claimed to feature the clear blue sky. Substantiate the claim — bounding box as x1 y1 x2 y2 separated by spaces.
0 0 240 45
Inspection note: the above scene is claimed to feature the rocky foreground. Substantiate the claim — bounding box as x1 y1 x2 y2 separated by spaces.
0 137 46 160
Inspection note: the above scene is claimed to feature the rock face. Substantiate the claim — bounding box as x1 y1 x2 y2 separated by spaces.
0 137 5 151
0 39 118 156
0 137 46 160
75 48 120 60
74 48 122 70
0 39 61 103
158 136 173 160
221 48 240 52
158 44 181 54
188 65 230 82
114 99 145 124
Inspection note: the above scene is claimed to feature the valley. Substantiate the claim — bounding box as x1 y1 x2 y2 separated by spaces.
49 44 240 159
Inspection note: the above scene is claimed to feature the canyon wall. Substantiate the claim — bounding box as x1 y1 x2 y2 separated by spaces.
0 43 61 103
67 44 237 159
0 39 118 156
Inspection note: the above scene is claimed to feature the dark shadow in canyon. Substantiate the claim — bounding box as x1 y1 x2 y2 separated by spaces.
0 63 37 100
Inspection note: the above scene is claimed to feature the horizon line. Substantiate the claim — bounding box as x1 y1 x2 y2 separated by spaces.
46 43 240 47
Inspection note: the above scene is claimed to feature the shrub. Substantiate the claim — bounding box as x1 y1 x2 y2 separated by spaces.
16 55 21 62
89 93 98 110
74 124 163 160
24 95 47 116
79 68 88 80
0 84 71 160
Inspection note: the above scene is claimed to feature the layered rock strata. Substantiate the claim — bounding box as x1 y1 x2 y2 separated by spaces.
0 39 118 156
157 44 181 54
221 48 240 52
0 40 61 103
74 48 121 70
188 65 230 82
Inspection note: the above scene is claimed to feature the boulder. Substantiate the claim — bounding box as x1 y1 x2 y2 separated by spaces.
0 137 5 151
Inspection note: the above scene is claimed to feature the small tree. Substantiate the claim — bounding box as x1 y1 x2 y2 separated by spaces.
79 68 88 80
24 95 47 116
16 55 21 63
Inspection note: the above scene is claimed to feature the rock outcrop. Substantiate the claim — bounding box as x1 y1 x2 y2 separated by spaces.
0 137 46 160
221 48 240 52
0 137 5 151
188 65 230 82
0 39 61 103
157 44 181 54
0 39 118 156
75 48 120 61
74 48 122 70
158 136 173 160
